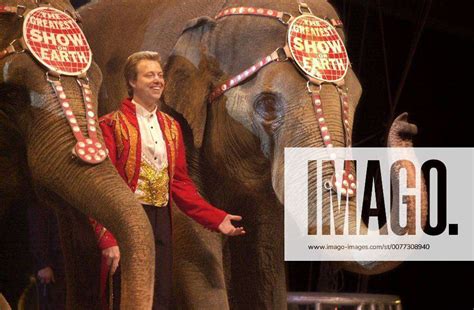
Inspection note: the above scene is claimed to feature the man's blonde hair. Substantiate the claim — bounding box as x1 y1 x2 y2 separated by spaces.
124 51 162 97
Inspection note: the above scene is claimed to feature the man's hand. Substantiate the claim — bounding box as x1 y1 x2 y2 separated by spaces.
102 245 120 275
218 214 246 236
37 267 55 284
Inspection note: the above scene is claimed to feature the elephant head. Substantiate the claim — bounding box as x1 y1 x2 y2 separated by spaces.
163 0 427 308
165 1 361 198
0 1 154 308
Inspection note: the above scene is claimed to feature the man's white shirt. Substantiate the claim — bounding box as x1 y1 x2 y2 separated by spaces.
132 100 169 206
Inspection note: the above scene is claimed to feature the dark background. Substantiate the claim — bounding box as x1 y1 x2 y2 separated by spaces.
1 0 473 309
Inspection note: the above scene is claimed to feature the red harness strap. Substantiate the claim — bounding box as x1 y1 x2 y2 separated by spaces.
0 5 23 14
215 7 290 22
49 76 108 164
215 6 343 27
308 84 356 196
330 18 343 27
209 48 288 102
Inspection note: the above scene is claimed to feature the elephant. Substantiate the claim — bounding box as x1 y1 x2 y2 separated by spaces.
79 0 232 115
80 0 428 309
0 1 155 308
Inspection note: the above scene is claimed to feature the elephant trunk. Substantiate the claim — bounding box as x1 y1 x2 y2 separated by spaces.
272 84 347 203
26 77 154 309
272 85 427 275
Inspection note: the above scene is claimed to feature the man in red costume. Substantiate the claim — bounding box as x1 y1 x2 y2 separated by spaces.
91 51 245 309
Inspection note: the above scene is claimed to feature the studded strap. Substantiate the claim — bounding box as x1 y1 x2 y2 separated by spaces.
311 87 333 148
215 6 343 27
0 5 20 14
309 84 356 197
49 78 107 164
209 49 286 102
338 87 352 146
215 7 289 22
337 87 356 196
0 4 28 18
330 18 343 28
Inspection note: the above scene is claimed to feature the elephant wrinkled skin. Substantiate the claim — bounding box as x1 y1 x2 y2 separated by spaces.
0 1 154 308
81 0 428 309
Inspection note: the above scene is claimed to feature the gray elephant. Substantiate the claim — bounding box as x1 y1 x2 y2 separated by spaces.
0 1 155 308
80 0 427 309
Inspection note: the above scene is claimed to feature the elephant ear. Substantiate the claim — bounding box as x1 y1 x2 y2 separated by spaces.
163 16 217 149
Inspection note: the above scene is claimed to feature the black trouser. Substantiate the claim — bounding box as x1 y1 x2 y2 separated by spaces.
112 205 172 310
37 273 66 310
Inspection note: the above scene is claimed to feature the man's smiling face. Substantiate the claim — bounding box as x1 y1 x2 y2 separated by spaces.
130 59 164 106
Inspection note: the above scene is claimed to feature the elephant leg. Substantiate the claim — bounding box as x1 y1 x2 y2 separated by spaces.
229 202 286 310
35 187 101 310
172 207 229 310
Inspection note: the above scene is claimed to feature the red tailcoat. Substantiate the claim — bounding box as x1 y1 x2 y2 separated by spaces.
91 98 227 303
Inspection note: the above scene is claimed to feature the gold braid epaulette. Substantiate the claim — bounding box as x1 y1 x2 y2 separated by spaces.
105 111 139 187
112 112 126 158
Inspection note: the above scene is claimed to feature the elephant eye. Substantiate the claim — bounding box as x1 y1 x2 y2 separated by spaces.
254 93 280 121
